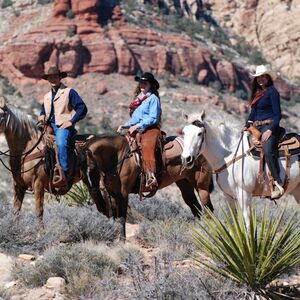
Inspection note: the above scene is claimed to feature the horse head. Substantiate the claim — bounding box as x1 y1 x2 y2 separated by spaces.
181 110 206 168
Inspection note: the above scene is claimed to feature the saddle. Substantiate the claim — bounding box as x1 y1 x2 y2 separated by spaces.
247 124 300 198
127 133 184 198
248 127 300 158
23 132 94 194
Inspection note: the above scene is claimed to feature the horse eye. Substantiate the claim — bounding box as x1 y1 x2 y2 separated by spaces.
197 132 202 136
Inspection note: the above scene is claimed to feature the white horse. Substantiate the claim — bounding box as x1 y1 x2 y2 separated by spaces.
181 111 300 226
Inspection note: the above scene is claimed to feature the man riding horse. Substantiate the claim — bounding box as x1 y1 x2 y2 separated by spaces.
38 66 88 187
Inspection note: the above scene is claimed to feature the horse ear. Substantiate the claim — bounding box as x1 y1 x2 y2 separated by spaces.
200 110 206 120
0 96 7 109
182 111 188 121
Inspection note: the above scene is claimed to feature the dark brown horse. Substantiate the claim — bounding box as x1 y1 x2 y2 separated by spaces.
0 97 106 225
83 134 214 238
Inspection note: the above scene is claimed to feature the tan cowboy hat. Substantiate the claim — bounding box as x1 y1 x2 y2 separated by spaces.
42 66 67 80
250 65 277 80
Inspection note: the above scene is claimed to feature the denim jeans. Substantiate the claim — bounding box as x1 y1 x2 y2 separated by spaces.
51 123 75 174
258 124 282 185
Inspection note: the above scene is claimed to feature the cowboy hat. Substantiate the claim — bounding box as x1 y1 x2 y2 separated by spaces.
250 65 277 80
135 72 160 90
42 66 67 80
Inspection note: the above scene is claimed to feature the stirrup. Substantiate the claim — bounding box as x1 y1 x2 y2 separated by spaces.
271 181 284 199
145 172 158 188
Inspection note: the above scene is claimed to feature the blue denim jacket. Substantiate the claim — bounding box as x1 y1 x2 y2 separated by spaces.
123 92 161 133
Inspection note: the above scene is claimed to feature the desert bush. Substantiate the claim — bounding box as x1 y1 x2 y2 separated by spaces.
0 288 10 300
129 194 192 221
0 203 121 255
234 88 249 100
114 253 247 299
0 75 16 95
193 204 300 299
1 0 12 9
13 243 116 296
65 9 74 19
65 26 76 37
37 0 54 4
290 94 300 104
137 219 195 259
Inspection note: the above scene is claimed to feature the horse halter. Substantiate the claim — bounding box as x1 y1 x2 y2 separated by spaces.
191 120 206 159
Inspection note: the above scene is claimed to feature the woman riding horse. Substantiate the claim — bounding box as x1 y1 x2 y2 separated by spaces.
242 65 283 199
117 72 161 190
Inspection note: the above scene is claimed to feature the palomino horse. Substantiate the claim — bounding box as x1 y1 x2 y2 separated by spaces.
0 97 106 225
83 134 214 238
181 111 300 227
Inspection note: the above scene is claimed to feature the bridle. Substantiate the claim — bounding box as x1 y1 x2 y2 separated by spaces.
0 107 47 173
189 120 252 176
191 120 206 160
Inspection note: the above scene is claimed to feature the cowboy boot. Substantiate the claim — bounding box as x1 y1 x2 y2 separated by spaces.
145 172 158 189
271 181 284 199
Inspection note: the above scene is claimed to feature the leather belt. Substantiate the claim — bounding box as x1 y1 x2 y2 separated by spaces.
254 119 272 127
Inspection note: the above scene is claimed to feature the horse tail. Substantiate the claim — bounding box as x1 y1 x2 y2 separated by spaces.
209 177 214 193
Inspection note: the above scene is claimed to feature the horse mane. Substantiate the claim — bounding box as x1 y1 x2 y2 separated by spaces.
6 105 39 139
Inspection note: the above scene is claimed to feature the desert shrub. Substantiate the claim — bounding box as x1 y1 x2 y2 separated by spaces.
65 26 76 37
0 288 10 300
193 204 300 299
129 194 192 221
234 88 249 100
0 203 121 255
137 219 195 259
37 0 54 4
290 94 300 104
42 203 122 244
0 75 16 95
208 79 222 92
115 244 144 267
65 9 74 19
13 243 116 296
113 253 247 299
234 37 266 65
1 0 12 8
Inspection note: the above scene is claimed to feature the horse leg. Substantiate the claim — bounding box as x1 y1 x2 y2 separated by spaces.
290 184 300 204
236 188 251 229
12 180 25 215
82 175 108 216
175 179 202 217
33 179 46 230
197 186 214 212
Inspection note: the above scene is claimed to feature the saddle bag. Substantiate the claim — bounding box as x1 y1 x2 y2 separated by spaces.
44 145 56 177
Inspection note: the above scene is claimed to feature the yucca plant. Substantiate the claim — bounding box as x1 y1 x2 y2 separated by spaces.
63 181 90 206
193 204 300 299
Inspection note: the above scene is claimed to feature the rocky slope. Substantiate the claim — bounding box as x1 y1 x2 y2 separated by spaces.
145 0 300 82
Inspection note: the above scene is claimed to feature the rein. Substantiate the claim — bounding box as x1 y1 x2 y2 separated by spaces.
103 137 139 175
191 122 253 174
0 125 46 158
0 109 47 174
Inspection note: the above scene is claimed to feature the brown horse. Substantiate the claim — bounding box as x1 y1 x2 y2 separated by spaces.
0 97 106 225
83 134 214 238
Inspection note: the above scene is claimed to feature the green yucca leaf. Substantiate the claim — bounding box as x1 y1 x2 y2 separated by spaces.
63 181 89 206
193 203 300 295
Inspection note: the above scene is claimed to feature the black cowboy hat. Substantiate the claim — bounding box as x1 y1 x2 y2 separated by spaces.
42 66 68 80
135 72 160 90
